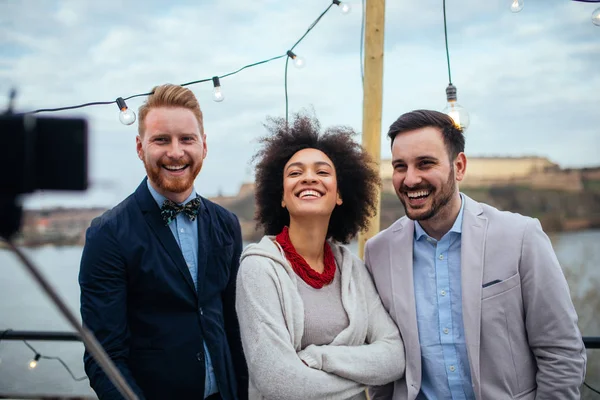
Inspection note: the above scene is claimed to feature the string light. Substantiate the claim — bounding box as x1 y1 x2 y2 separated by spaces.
20 340 87 381
212 76 224 102
592 6 600 26
28 353 41 370
116 97 136 126
24 1 344 125
286 50 306 69
441 0 470 131
333 0 352 14
510 0 524 13
443 84 470 131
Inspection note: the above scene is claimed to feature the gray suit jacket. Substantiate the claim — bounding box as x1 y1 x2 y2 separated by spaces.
365 194 586 400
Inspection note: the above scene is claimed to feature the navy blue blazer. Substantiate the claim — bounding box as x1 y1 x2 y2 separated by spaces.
79 179 248 400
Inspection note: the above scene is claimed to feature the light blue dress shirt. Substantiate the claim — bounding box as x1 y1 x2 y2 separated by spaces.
413 194 475 400
147 181 218 398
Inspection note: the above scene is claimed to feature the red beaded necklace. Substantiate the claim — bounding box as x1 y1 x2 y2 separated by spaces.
275 226 336 289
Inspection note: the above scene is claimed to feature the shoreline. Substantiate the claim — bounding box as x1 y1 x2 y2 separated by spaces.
3 224 599 250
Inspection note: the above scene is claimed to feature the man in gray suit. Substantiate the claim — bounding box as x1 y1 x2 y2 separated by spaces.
365 110 586 400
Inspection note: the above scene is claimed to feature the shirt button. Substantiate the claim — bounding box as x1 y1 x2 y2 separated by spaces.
199 307 204 315
440 290 446 296
196 352 203 362
449 365 456 372
443 328 449 334
180 228 185 233
439 254 444 260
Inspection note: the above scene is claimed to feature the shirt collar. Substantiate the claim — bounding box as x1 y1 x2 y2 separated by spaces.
146 179 198 209
414 193 465 241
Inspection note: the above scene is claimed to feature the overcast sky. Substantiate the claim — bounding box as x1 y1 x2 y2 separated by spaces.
1 0 598 208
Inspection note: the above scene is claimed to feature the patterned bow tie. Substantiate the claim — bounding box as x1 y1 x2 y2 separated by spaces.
161 196 202 225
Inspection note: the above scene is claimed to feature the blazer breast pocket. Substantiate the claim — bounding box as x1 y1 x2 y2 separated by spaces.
481 272 521 300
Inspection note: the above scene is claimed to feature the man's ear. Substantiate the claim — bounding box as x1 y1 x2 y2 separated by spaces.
202 133 208 160
454 152 467 182
136 136 143 160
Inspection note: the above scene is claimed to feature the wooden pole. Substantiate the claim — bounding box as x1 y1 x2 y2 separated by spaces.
358 0 386 260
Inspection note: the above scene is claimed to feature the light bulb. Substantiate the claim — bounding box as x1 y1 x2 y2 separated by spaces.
116 97 136 125
510 0 523 13
119 108 136 125
286 50 306 69
443 84 470 131
213 88 224 102
333 0 351 14
28 354 41 370
592 7 600 26
443 101 470 131
212 76 224 102
293 56 306 69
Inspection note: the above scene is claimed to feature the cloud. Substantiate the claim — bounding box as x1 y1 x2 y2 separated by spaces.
0 0 597 209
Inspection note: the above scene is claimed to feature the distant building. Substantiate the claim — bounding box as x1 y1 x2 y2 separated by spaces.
379 156 583 192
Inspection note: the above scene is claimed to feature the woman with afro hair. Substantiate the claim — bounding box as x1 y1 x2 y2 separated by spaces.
235 113 405 400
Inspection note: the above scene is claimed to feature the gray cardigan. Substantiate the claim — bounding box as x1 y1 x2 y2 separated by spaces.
236 236 405 400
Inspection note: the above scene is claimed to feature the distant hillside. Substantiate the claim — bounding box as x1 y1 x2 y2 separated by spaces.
15 180 600 247
218 183 600 241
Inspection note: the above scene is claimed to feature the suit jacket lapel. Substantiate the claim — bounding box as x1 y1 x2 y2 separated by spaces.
391 218 422 387
135 179 197 295
195 199 210 296
460 195 487 399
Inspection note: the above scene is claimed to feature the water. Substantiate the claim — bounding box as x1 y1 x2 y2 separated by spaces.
1 230 599 397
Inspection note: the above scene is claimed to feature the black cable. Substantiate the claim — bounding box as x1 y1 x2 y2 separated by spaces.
31 100 116 114
28 3 337 116
442 0 453 85
22 340 87 382
123 92 153 101
40 355 88 381
585 381 600 396
284 1 339 123
360 0 365 85
219 54 287 79
179 78 212 88
284 55 290 125
290 3 335 51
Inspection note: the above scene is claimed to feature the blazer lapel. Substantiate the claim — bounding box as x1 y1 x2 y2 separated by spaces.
390 218 422 387
195 199 210 297
135 179 197 295
460 195 487 399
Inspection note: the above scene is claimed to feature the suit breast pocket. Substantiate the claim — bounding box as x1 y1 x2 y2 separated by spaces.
204 244 233 292
481 272 520 300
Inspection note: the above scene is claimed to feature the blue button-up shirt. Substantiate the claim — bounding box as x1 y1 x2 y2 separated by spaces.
147 181 218 398
413 194 475 400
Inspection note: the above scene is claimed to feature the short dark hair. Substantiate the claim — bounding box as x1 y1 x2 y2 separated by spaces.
387 109 465 160
252 112 381 244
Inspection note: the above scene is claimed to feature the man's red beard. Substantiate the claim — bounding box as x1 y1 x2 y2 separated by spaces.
142 153 202 194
